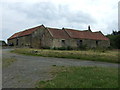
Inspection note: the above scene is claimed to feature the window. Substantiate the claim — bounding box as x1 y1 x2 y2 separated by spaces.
61 40 65 44
79 40 82 43
61 40 65 46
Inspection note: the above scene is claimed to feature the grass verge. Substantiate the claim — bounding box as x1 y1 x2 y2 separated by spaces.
3 57 17 67
36 66 119 88
11 48 119 63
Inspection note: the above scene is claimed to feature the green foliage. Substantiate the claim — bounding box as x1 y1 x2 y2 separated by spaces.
36 66 119 88
57 47 68 50
41 46 50 49
52 45 88 51
52 46 73 50
91 47 108 53
66 46 73 50
77 44 88 50
106 32 120 49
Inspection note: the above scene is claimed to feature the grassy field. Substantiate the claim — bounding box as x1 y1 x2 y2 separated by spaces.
36 66 119 88
3 58 17 67
11 48 119 63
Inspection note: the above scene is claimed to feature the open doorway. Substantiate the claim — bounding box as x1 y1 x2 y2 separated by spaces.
77 40 82 47
61 40 65 47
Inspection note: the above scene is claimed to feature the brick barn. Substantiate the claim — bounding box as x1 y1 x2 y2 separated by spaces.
7 25 110 49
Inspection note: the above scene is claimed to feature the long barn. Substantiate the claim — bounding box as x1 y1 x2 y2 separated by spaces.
7 25 110 49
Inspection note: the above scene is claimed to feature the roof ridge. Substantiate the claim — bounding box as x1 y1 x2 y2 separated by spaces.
13 25 43 34
21 25 43 32
8 24 44 39
63 29 72 38
46 27 54 37
46 27 61 30
64 28 92 32
63 28 109 40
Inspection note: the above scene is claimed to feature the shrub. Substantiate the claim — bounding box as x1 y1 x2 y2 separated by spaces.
78 44 88 50
66 46 73 50
57 47 67 50
41 46 50 49
92 47 107 53
52 46 73 50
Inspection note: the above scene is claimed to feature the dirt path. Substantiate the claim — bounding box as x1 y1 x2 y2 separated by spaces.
2 49 119 88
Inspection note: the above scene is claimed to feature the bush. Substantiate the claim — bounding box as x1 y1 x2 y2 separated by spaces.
66 46 73 50
57 47 67 50
41 46 50 49
106 34 120 49
91 47 108 53
51 46 73 50
78 44 88 50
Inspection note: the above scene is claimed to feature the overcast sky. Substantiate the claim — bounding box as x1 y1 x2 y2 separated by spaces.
0 0 119 42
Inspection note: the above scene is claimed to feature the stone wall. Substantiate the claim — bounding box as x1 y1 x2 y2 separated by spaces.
31 27 54 48
67 39 110 48
83 39 96 48
31 26 46 48
8 35 32 47
8 27 110 49
17 35 32 47
97 40 110 48
8 38 17 46
52 39 70 48
41 29 53 48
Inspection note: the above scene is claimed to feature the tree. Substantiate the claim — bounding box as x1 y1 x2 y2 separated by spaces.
106 30 120 49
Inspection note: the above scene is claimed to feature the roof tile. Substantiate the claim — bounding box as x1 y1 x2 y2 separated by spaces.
8 25 109 41
64 29 109 40
47 27 70 39
8 25 43 40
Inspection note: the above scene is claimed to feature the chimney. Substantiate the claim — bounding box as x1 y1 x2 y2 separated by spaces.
88 25 91 31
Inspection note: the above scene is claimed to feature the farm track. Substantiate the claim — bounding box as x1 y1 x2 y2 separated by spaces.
2 49 119 88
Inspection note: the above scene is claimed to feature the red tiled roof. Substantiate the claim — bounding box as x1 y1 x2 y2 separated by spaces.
47 27 70 39
8 32 22 40
8 25 109 41
64 29 109 40
8 25 44 40
18 26 40 37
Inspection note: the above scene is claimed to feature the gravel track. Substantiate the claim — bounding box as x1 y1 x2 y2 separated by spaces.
2 49 119 88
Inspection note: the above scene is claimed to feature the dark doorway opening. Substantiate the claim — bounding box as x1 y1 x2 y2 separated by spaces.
96 40 99 46
61 40 65 46
77 40 82 47
16 38 18 46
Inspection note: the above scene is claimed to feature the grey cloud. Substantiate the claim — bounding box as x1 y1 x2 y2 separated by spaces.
106 20 118 34
6 2 96 25
65 12 96 24
118 1 120 30
2 1 96 41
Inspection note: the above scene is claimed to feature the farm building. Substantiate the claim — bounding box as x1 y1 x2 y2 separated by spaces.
7 25 110 49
